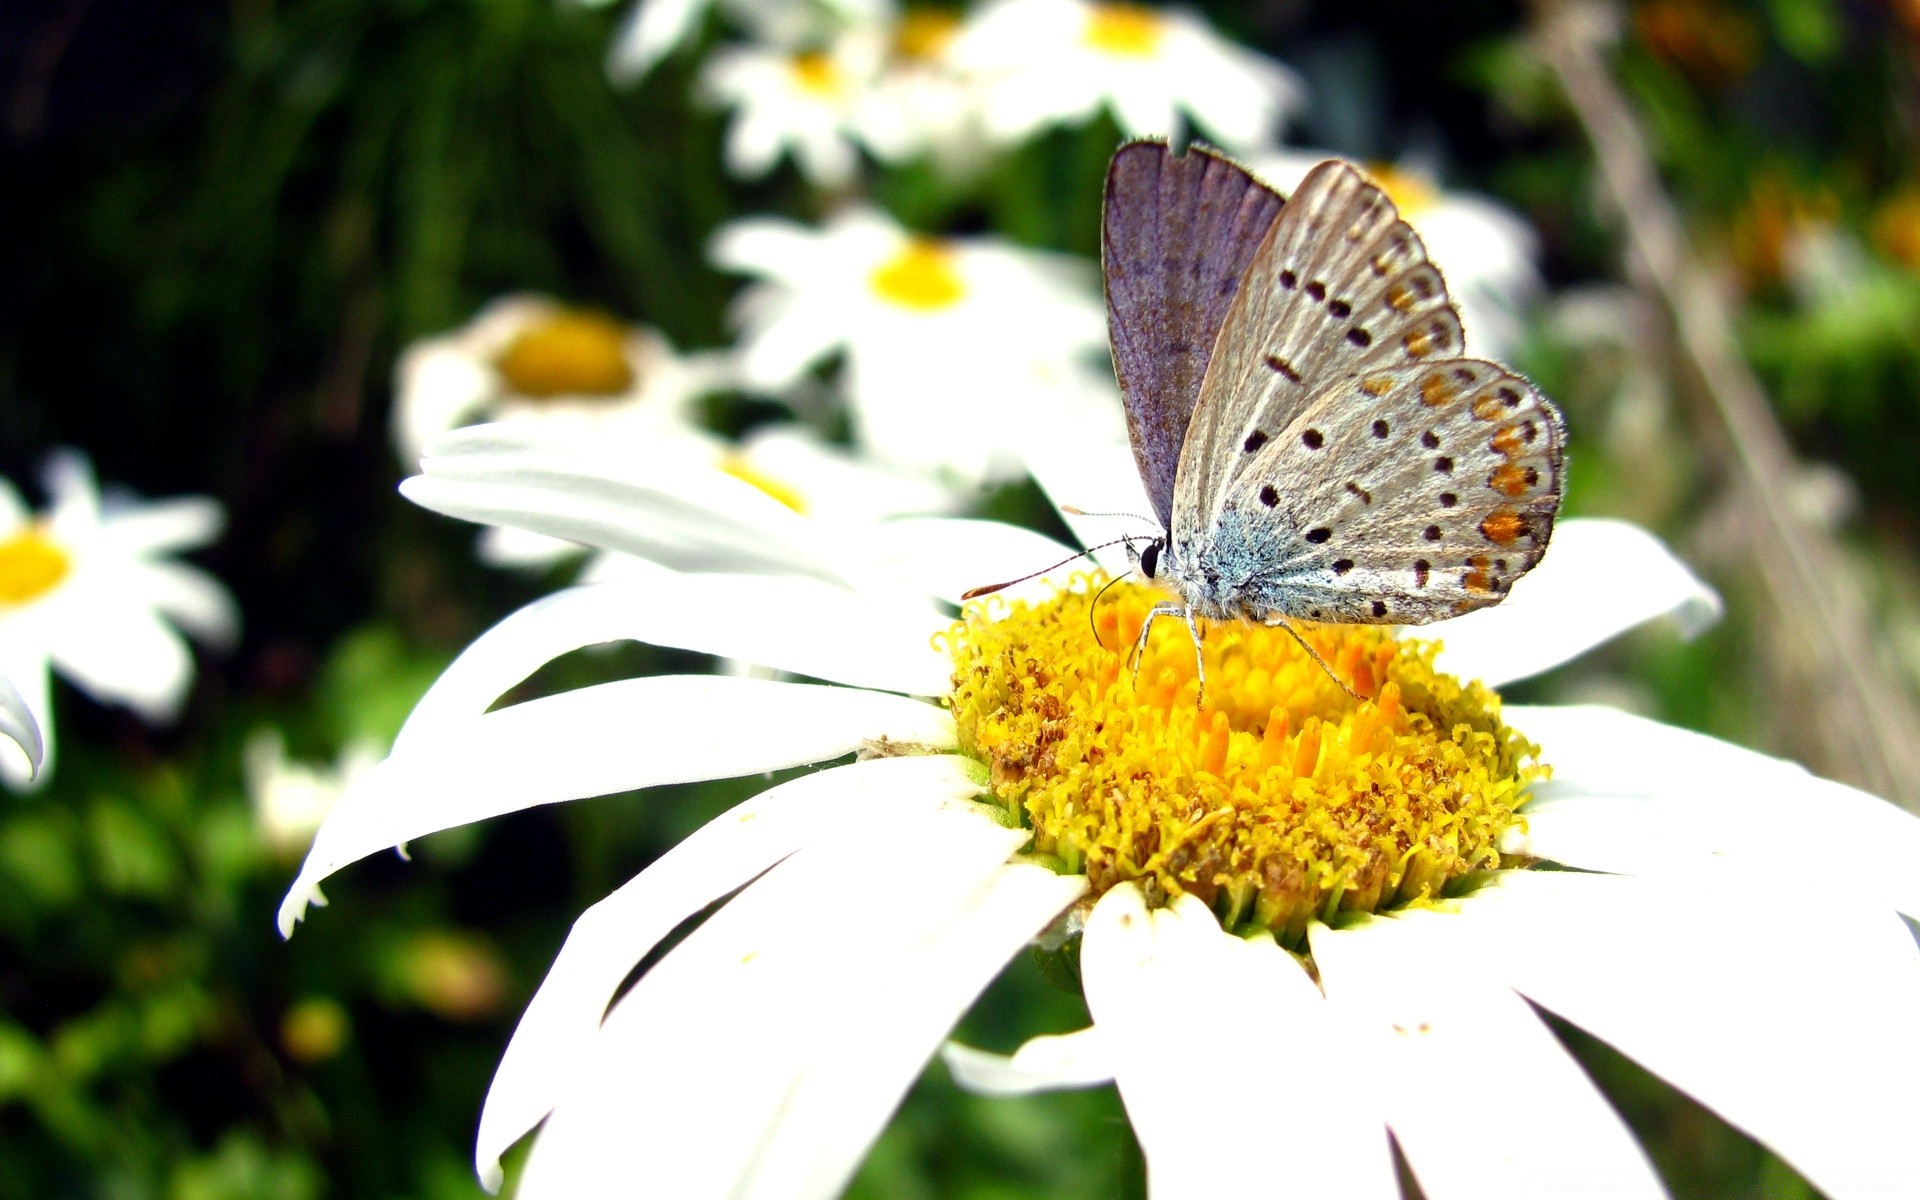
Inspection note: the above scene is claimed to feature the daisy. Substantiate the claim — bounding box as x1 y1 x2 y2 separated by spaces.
390 294 726 468
1249 150 1544 359
0 451 236 789
851 9 991 173
713 208 1114 484
701 29 886 188
948 0 1303 153
270 435 1920 1200
604 0 891 83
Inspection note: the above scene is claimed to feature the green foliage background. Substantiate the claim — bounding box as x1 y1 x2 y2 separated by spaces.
2 0 1917 1195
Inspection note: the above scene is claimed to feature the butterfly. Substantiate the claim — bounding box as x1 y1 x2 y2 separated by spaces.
1101 140 1565 691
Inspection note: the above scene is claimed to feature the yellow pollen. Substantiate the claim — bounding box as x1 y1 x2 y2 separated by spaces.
893 9 961 61
1083 3 1166 56
494 310 636 399
945 579 1543 945
717 454 808 514
870 238 967 311
1367 163 1439 219
0 527 71 606
790 51 845 98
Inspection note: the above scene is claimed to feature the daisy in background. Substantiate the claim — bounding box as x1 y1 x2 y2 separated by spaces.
245 729 385 861
949 0 1303 153
390 294 726 469
0 673 43 781
701 28 888 188
273 433 1920 1200
714 208 1115 485
1250 150 1544 360
601 0 891 83
852 9 992 174
0 452 236 789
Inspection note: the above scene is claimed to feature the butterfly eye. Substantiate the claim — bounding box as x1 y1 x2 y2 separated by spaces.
1139 541 1161 579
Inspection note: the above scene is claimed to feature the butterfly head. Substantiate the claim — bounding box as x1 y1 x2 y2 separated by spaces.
1128 535 1167 583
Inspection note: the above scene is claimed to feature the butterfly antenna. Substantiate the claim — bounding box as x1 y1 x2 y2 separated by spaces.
1086 571 1132 649
1059 505 1157 528
1265 615 1362 702
959 536 1155 601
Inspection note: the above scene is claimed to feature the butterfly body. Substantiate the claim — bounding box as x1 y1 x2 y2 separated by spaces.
1102 141 1565 684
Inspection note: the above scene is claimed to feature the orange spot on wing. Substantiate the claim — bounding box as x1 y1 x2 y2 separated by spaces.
1491 424 1527 457
1462 555 1493 593
1361 375 1395 397
1405 330 1434 358
1419 373 1455 407
1479 509 1527 546
1489 463 1532 497
1386 283 1415 312
1471 393 1506 422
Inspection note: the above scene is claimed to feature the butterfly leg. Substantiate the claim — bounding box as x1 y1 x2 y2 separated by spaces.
1259 614 1360 700
1128 601 1184 678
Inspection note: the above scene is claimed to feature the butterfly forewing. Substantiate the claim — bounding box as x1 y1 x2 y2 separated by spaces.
1222 360 1564 624
1175 159 1467 536
1104 140 1286 528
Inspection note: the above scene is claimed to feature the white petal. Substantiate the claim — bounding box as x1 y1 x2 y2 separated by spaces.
397 576 950 755
403 429 848 583
941 1026 1113 1096
0 648 51 789
1310 911 1663 1200
1019 433 1159 576
278 676 955 936
1428 519 1720 687
1505 704 1920 919
1456 870 1920 1199
476 753 987 1189
1081 887 1397 1198
516 801 1028 1200
46 599 195 724
867 517 1081 606
0 672 44 780
97 495 225 556
126 560 239 648
732 861 1087 1199
607 0 707 80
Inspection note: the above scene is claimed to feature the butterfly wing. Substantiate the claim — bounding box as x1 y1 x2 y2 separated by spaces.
1103 140 1285 529
1173 159 1468 538
1216 360 1565 624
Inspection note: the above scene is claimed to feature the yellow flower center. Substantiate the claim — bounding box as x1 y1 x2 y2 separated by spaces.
1083 3 1166 57
790 51 846 98
0 527 71 606
893 9 961 62
869 238 967 311
718 454 809 514
946 580 1542 944
1368 163 1439 219
494 310 636 400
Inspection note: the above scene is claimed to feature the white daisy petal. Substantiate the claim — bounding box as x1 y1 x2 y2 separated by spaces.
734 861 1087 1199
1430 519 1720 687
126 560 240 649
1082 887 1397 1197
607 0 707 80
1310 911 1663 1200
278 676 955 936
517 801 1027 1200
1506 704 1920 919
0 672 43 780
475 753 987 1190
46 600 194 723
868 517 1079 606
941 1026 1113 1096
97 495 225 556
1458 870 1920 1199
396 576 951 756
0 647 52 789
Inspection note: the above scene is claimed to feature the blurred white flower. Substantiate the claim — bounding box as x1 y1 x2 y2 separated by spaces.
0 452 237 789
245 729 385 859
0 673 43 781
391 295 726 468
605 0 890 83
701 31 886 187
852 9 990 171
268 436 1918 1200
713 208 1115 484
949 0 1302 152
1249 151 1543 359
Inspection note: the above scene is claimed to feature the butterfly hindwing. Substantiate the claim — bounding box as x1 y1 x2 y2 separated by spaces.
1104 140 1286 528
1175 159 1468 538
1213 360 1565 625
